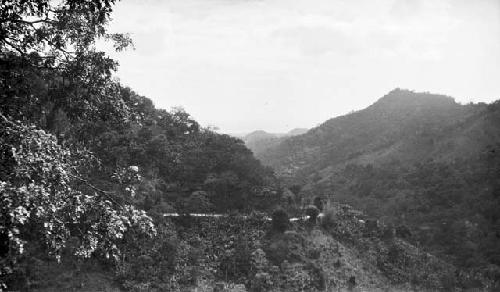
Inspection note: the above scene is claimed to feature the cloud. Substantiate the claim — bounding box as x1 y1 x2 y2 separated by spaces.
104 0 500 133
272 25 360 57
389 0 423 21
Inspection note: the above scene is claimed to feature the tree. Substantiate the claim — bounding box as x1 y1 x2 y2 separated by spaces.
271 208 289 233
313 196 324 211
1 0 131 61
305 205 320 223
0 113 155 288
1 0 133 137
180 191 213 214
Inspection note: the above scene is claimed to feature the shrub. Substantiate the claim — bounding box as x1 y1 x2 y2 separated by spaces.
219 237 252 282
265 238 289 265
251 248 269 272
307 248 321 260
306 261 327 290
250 272 273 292
313 196 324 211
381 225 396 241
395 225 412 239
271 208 289 233
114 221 178 288
305 205 320 223
320 207 337 230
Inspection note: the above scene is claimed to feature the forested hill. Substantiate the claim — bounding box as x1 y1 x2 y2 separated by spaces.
1 1 499 290
86 88 281 214
258 88 498 178
257 88 500 270
243 128 308 157
0 1 280 289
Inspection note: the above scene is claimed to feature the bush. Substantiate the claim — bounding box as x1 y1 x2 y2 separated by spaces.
305 205 320 223
313 197 324 211
307 247 321 260
381 225 395 241
271 208 289 233
219 237 252 282
115 221 178 288
306 261 327 290
395 225 412 239
250 272 273 292
320 207 337 230
265 238 289 265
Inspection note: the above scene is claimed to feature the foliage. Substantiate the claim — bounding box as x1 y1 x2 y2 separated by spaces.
218 235 253 283
0 0 134 137
0 114 155 288
313 196 324 211
115 220 180 291
90 96 281 214
320 155 500 271
5 1 494 290
320 207 337 230
1 0 129 56
0 0 281 291
258 89 500 273
305 205 320 222
177 191 213 214
271 208 289 233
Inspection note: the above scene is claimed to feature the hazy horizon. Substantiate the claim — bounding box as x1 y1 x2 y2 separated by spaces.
102 0 500 133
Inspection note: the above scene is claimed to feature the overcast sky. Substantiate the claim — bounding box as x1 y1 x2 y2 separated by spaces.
102 0 500 134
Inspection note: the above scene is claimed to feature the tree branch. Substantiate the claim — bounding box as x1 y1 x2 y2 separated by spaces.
5 18 56 25
68 173 137 207
2 38 26 56
67 173 124 206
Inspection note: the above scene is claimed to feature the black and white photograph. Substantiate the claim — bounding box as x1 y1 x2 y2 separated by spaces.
1 0 500 291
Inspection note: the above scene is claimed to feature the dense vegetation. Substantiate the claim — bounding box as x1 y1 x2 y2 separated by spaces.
0 1 279 289
2 1 498 291
257 89 500 275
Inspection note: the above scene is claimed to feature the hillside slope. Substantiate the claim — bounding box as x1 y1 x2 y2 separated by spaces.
244 128 309 157
258 89 497 180
32 204 488 291
257 89 500 271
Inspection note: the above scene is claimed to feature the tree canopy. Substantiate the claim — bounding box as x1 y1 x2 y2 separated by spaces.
1 1 281 288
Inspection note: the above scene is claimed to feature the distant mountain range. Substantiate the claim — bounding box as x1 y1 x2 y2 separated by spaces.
237 128 309 156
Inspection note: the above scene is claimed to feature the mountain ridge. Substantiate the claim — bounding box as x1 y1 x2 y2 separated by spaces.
257 89 495 179
255 88 500 272
242 128 309 156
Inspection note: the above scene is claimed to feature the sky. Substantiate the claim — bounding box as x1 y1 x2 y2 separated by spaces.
101 0 500 134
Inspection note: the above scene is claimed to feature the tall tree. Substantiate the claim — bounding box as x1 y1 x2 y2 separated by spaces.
1 0 132 136
0 1 156 288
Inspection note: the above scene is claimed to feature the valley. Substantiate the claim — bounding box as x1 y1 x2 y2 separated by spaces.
2 1 500 291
